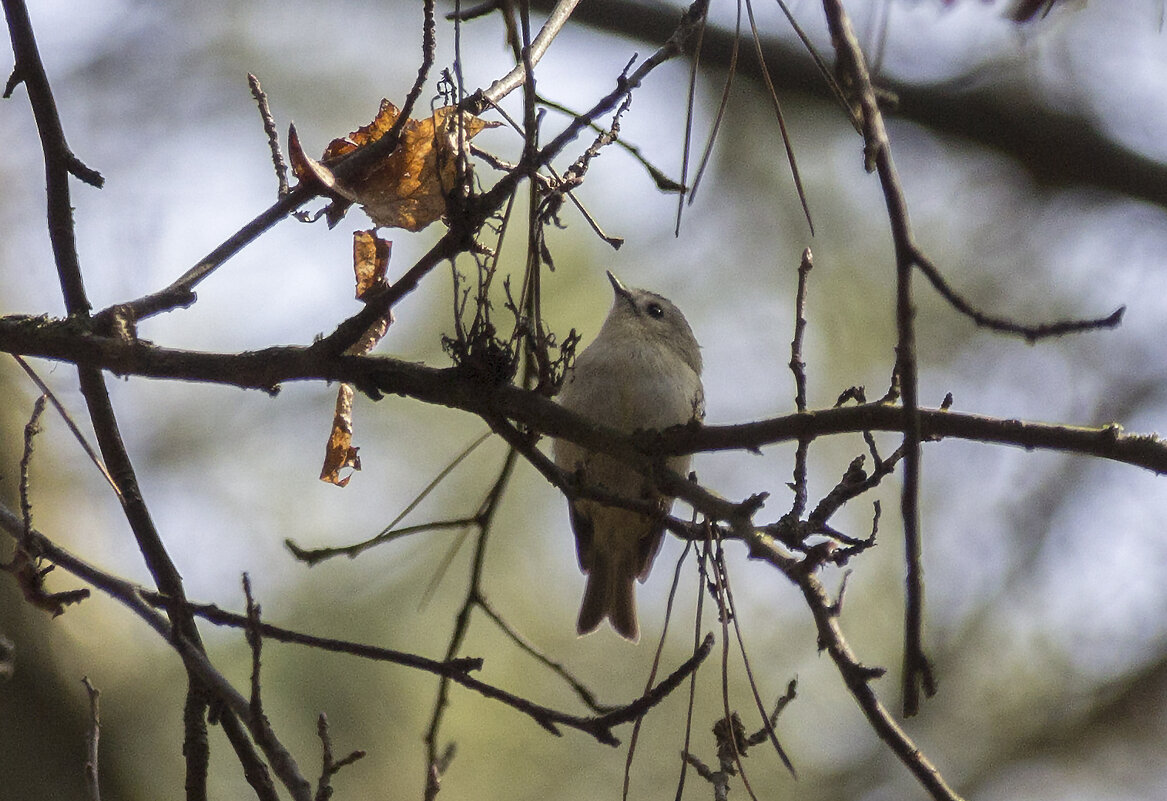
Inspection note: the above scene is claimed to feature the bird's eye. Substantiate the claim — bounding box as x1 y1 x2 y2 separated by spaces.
645 302 664 319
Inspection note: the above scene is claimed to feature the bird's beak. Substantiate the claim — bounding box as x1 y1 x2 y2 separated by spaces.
607 271 634 305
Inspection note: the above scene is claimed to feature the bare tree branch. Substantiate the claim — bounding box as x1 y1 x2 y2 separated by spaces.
529 0 1167 212
4 3 1163 800
749 534 964 801
2 325 1163 477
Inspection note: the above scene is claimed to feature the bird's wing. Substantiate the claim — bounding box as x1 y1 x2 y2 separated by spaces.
569 502 595 571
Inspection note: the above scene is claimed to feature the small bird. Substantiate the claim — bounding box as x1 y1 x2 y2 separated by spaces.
553 272 704 641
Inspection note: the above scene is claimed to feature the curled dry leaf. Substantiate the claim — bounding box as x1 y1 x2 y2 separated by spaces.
320 388 362 488
291 100 499 231
319 230 394 487
352 227 392 300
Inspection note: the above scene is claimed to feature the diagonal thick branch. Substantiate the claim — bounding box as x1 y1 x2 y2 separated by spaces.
748 534 963 801
3 1 249 795
0 502 713 750
0 504 313 800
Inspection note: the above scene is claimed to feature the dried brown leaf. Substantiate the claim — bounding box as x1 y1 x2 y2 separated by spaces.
298 100 498 231
320 384 362 487
319 230 394 487
353 229 391 300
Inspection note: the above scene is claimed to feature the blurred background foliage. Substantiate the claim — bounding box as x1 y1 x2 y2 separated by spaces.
2 1 1166 799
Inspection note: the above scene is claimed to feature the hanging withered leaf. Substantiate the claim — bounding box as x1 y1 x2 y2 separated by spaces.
319 230 393 487
290 100 499 232
352 227 392 300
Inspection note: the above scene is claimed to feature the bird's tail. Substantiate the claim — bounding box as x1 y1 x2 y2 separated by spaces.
577 552 639 642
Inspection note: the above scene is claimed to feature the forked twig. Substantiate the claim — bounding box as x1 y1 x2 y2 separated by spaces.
314 714 366 801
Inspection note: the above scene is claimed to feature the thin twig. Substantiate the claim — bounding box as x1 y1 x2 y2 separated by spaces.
789 249 813 415
687 0 738 206
314 714 366 801
776 0 861 130
537 94 684 192
288 518 475 565
243 575 263 720
476 0 584 108
623 540 695 801
536 92 634 250
709 538 761 801
248 73 289 196
19 394 47 539
807 445 904 530
424 444 521 800
477 595 614 714
81 676 101 801
12 355 121 499
720 550 796 776
287 430 492 564
821 0 934 717
673 540 712 801
743 0 813 232
136 589 482 677
674 0 708 234
787 248 813 520
912 246 1124 342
